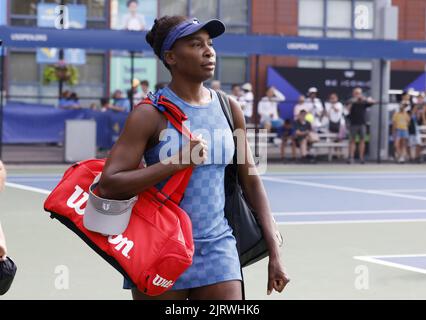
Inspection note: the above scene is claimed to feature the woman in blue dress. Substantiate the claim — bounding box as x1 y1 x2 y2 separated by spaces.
98 15 289 300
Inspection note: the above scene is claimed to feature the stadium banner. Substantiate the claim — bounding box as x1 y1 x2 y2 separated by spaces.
110 0 157 31
36 3 86 65
3 102 127 149
3 26 426 61
267 66 425 120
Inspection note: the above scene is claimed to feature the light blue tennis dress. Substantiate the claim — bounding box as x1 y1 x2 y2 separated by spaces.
123 86 242 290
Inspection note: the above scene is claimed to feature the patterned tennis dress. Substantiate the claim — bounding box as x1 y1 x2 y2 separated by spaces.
123 86 242 290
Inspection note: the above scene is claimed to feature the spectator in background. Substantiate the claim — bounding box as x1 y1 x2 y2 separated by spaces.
346 87 375 164
304 87 325 132
229 84 246 113
280 119 296 162
229 84 241 100
325 93 345 136
99 98 112 112
294 110 314 162
416 93 426 125
122 0 146 31
127 78 141 107
111 90 131 112
140 80 150 100
400 90 414 109
407 103 422 163
68 92 81 109
58 91 81 109
58 90 72 109
293 95 307 120
240 82 254 124
258 86 285 134
392 102 411 163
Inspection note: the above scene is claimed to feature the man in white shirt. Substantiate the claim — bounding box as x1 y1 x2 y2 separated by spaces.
304 87 325 132
258 86 286 133
293 95 307 120
241 83 254 124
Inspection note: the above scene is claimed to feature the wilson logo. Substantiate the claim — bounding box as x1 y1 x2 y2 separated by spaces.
107 234 134 258
66 185 89 215
152 274 174 288
66 185 134 258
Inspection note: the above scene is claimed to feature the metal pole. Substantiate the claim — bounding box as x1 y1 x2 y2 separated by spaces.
254 54 260 158
58 1 65 98
377 59 384 163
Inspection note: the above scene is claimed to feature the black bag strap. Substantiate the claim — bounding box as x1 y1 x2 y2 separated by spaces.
216 90 246 300
216 90 234 131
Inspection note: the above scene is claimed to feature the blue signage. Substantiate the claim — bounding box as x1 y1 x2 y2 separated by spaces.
36 4 86 65
2 25 426 62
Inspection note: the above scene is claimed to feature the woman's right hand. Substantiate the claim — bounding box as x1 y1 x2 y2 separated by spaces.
169 134 208 168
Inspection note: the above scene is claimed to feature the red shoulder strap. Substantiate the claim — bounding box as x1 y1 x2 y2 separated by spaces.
139 95 194 205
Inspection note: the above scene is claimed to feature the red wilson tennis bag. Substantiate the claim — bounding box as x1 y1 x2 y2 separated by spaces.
44 95 195 296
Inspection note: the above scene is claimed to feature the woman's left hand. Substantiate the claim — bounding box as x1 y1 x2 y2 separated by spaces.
267 257 290 295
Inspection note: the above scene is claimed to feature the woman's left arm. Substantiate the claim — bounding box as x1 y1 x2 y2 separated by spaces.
228 96 290 295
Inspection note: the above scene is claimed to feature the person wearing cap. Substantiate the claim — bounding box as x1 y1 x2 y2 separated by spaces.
304 87 325 132
258 86 285 134
240 82 254 124
97 15 289 300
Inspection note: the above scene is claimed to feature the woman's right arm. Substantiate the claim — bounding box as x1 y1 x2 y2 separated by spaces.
98 105 206 200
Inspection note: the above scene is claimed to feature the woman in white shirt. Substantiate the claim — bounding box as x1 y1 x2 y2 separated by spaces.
258 86 286 132
324 93 345 135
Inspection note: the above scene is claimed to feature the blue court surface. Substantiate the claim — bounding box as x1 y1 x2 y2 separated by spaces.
3 166 426 299
8 171 426 224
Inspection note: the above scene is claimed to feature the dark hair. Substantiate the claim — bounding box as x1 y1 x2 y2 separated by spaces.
155 82 167 92
127 0 138 7
145 15 187 69
100 98 109 106
69 92 79 100
140 80 149 86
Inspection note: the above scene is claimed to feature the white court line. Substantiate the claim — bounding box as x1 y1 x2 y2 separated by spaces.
354 255 426 275
374 189 426 193
273 209 426 216
5 182 51 195
357 253 426 258
262 176 426 201
277 219 426 225
8 178 60 182
263 174 426 180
